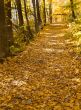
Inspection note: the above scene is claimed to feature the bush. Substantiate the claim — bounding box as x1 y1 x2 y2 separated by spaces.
67 21 81 54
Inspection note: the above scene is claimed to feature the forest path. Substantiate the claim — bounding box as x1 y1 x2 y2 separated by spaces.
0 24 81 110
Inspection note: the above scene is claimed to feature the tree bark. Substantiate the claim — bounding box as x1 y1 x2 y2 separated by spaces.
36 0 42 26
70 0 76 21
5 0 13 45
43 0 46 25
32 0 39 32
16 0 24 26
0 0 9 58
49 0 52 23
24 0 33 38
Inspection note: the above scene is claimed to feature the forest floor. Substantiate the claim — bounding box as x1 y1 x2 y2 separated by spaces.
0 24 81 110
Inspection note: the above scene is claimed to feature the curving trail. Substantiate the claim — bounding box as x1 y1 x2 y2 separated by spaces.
0 24 81 110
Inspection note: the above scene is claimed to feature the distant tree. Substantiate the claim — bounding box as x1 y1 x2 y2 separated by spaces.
49 0 52 23
70 0 76 20
32 0 39 32
0 0 9 58
16 0 24 26
43 0 46 25
5 0 13 45
24 0 33 38
36 0 42 27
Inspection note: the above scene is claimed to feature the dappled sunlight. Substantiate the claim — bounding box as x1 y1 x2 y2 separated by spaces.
55 33 65 37
45 28 50 31
12 80 26 87
65 39 74 43
42 32 51 35
48 42 64 46
45 35 57 38
43 48 64 53
50 24 67 26
71 77 81 83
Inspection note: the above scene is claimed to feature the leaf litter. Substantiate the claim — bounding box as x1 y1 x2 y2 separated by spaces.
0 24 81 110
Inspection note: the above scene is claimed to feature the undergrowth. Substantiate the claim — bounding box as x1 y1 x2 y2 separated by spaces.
65 20 81 54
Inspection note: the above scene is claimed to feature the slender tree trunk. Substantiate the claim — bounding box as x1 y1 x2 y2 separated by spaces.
32 0 39 32
43 0 46 25
24 0 33 38
16 0 24 26
70 0 76 21
49 0 52 23
0 0 9 58
5 0 13 45
36 0 42 26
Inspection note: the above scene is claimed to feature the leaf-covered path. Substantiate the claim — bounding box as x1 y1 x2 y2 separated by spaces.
0 24 81 110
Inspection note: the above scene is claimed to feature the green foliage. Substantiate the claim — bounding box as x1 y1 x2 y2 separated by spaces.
68 21 81 54
69 22 81 34
10 42 26 55
10 26 27 54
10 45 20 54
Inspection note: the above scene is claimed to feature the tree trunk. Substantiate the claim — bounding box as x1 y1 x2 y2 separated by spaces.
70 0 76 21
36 0 42 27
5 0 13 45
43 0 46 25
32 0 39 32
24 0 33 38
49 0 52 23
0 0 9 58
16 0 24 26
